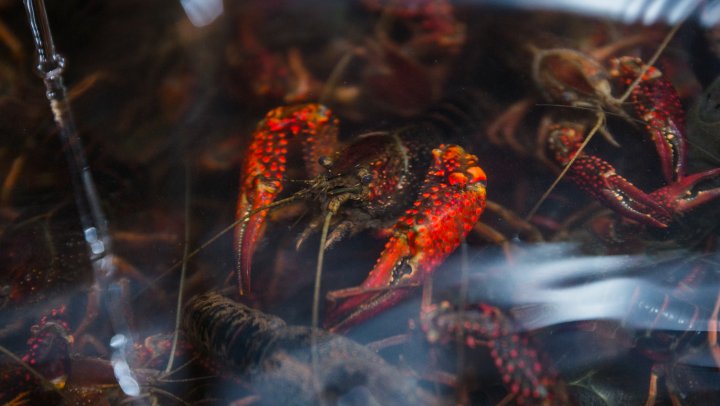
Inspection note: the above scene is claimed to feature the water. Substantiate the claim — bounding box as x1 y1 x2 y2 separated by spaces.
0 1 719 404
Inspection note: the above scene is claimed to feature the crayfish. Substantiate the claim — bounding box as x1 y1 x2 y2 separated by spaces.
419 299 570 405
531 48 720 229
235 102 487 331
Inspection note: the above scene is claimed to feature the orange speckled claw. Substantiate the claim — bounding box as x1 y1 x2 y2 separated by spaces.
326 145 487 332
236 104 338 296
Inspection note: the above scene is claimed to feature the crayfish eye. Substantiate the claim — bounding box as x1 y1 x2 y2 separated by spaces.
318 156 333 169
357 167 373 185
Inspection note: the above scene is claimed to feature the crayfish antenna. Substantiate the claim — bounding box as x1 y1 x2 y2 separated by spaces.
164 162 191 375
311 211 333 393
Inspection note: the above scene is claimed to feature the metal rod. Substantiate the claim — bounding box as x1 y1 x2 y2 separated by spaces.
23 0 112 274
22 0 141 397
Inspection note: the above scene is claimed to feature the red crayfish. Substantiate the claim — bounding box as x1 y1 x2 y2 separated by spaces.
420 299 570 405
235 102 487 331
535 50 720 229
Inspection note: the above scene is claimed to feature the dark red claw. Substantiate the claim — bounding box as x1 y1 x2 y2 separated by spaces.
644 114 685 183
326 145 487 331
326 287 410 333
235 104 338 296
548 125 672 228
611 57 687 182
649 168 720 216
568 155 671 228
549 118 720 228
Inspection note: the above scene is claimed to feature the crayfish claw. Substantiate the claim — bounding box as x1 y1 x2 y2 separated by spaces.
610 56 687 182
235 104 339 296
547 123 674 228
649 168 720 220
325 144 487 331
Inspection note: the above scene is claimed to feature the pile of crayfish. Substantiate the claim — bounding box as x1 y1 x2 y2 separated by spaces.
1 1 720 405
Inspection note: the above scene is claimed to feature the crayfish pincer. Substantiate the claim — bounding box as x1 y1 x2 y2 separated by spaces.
183 292 437 405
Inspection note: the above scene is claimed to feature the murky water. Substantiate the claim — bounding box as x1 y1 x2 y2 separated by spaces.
1 1 719 404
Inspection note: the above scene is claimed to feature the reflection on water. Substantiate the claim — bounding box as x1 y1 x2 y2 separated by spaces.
0 0 719 404
483 0 707 26
180 0 223 27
